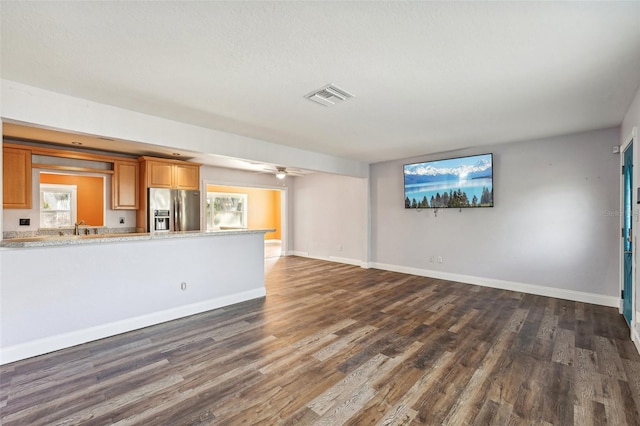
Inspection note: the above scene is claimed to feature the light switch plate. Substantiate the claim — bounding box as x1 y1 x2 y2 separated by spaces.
19 218 30 226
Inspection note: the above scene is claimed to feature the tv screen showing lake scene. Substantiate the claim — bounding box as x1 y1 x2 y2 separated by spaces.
404 153 493 209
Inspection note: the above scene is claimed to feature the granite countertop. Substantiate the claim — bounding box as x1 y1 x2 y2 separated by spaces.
0 229 275 249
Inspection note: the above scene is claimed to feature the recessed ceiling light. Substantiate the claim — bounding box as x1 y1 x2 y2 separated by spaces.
71 141 83 145
172 153 181 157
98 137 115 141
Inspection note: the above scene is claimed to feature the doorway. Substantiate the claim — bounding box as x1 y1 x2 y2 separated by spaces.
205 184 285 258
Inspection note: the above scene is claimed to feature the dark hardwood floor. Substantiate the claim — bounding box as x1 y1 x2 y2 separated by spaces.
1 256 639 425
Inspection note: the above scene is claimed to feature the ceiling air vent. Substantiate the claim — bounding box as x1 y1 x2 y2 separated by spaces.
304 84 354 107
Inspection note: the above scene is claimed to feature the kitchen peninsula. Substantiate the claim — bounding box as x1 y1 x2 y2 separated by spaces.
0 228 273 364
0 228 267 248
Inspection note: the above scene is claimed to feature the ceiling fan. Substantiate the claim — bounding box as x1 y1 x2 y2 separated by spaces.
260 166 306 179
275 167 288 179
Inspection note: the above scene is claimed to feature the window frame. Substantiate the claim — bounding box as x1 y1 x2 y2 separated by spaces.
40 183 78 228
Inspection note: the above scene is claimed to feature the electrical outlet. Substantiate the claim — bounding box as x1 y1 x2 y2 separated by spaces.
119 217 125 224
429 256 435 263
19 218 30 226
437 256 443 263
181 282 187 290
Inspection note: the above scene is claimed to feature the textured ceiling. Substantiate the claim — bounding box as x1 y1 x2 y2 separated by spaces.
2 1 640 165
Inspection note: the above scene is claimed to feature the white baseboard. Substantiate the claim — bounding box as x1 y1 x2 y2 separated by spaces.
328 255 366 267
283 254 618 307
634 312 640 355
370 262 619 307
290 251 367 268
0 288 266 365
633 324 640 355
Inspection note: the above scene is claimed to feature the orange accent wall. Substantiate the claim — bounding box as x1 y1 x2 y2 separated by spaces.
206 185 281 240
274 190 281 240
40 173 104 226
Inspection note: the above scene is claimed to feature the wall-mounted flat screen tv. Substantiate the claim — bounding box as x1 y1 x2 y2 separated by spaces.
404 153 493 209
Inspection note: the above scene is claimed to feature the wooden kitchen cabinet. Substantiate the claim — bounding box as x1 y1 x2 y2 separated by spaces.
137 157 201 232
174 163 199 189
146 160 174 188
112 160 139 209
3 146 32 209
141 158 200 190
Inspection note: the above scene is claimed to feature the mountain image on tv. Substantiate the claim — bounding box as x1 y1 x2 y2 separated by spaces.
404 153 493 208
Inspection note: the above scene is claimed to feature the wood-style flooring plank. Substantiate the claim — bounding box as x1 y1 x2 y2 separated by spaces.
1 256 639 425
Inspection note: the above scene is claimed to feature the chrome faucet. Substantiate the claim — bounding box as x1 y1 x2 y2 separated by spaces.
74 220 86 235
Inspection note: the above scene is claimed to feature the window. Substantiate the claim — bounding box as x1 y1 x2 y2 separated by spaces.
206 192 247 230
40 184 77 228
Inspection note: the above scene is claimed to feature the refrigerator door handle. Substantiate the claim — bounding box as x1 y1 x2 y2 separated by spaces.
176 196 181 231
173 195 178 231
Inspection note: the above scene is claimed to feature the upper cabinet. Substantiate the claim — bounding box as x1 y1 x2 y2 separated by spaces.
174 163 199 189
140 157 200 190
146 160 174 188
112 160 139 210
136 157 200 232
3 146 32 209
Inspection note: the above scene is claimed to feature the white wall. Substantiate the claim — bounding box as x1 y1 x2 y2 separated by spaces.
292 173 368 266
622 86 640 144
0 232 266 364
369 127 620 305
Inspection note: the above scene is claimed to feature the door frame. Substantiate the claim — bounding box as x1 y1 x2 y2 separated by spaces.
620 127 638 334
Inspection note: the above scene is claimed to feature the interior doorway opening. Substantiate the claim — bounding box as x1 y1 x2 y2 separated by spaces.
205 184 285 258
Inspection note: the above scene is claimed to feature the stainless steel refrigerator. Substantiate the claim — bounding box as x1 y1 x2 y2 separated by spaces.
148 188 201 232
